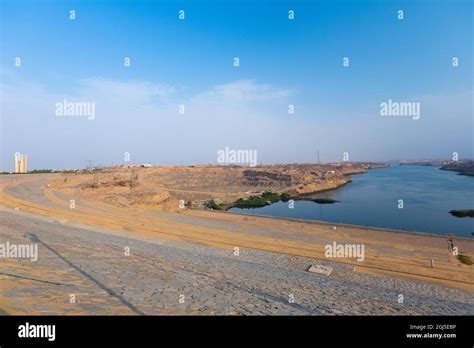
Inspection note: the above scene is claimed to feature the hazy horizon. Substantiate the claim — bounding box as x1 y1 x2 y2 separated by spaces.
5 158 474 173
1 0 472 171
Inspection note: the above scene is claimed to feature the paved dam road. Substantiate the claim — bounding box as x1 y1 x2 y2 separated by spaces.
0 174 473 315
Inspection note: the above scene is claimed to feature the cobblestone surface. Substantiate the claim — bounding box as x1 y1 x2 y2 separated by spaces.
1 210 472 315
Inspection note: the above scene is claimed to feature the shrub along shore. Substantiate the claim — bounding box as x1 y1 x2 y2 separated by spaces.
205 191 338 211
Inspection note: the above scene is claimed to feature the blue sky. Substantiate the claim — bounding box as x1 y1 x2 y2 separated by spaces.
1 0 472 170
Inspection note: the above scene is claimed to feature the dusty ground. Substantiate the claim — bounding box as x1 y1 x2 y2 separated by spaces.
0 172 473 315
65 163 385 211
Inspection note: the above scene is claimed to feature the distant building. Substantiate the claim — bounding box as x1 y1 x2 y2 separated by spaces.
14 153 28 173
126 163 152 168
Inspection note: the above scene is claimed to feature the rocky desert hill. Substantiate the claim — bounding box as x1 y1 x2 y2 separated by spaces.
400 160 474 176
57 163 387 212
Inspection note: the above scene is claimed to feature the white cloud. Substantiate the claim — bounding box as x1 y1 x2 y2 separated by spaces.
0 76 301 169
191 79 294 103
76 78 175 105
1 73 471 170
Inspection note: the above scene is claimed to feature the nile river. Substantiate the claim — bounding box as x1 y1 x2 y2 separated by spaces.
230 164 474 237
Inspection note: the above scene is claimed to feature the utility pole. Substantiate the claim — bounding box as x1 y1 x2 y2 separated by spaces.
317 149 320 164
86 160 94 171
131 168 136 190
93 172 99 188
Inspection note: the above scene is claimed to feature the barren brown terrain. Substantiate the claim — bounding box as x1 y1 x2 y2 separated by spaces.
67 163 387 211
0 165 473 315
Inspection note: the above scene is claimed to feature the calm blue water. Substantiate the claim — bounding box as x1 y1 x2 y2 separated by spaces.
230 165 474 237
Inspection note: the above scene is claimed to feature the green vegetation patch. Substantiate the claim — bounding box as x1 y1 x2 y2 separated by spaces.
29 169 54 174
233 191 280 209
280 192 291 202
457 254 473 265
206 191 292 211
205 200 233 211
